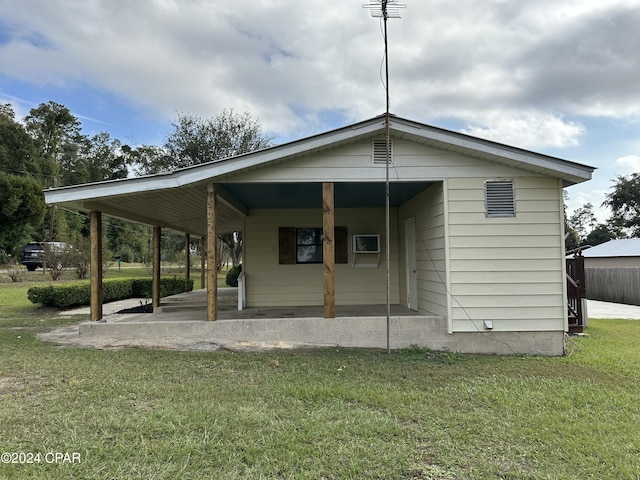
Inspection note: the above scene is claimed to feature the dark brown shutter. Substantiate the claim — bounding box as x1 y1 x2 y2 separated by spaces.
278 227 296 264
335 226 348 264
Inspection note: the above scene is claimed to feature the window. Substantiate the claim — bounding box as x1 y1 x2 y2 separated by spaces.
485 180 516 217
279 227 348 264
296 228 323 263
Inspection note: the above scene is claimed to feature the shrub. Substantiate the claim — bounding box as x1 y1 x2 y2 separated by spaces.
226 264 242 287
27 277 194 308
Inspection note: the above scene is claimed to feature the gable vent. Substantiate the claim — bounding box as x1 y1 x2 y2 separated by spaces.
485 180 515 217
373 139 393 165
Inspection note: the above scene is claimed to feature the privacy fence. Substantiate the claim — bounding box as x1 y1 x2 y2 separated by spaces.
586 268 640 306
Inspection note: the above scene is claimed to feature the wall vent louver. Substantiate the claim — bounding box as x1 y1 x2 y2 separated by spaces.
373 139 392 165
485 180 516 217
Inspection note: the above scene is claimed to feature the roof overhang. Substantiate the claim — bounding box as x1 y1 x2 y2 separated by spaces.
44 114 595 235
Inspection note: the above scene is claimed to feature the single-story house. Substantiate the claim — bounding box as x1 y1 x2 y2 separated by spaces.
44 115 594 355
583 238 640 305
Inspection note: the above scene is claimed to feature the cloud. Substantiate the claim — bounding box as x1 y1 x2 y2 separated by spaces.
0 0 639 147
615 155 640 174
460 110 585 148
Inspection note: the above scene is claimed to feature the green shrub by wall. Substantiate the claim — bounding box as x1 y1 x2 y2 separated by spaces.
27 277 194 308
226 264 242 287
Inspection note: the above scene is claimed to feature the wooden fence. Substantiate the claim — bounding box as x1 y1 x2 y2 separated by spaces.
586 268 640 306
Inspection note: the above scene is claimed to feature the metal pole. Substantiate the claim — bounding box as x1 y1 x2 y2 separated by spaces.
384 1 391 354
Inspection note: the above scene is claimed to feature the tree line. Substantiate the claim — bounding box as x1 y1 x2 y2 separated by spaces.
0 101 271 270
1 99 638 268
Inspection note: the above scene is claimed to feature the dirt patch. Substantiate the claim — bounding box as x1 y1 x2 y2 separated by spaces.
0 376 30 395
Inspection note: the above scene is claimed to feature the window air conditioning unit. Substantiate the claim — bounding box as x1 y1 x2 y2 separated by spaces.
352 234 380 253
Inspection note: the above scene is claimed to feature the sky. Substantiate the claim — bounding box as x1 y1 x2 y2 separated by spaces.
1 0 639 222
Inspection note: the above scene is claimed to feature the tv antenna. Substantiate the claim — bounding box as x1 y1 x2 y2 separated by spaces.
363 0 406 354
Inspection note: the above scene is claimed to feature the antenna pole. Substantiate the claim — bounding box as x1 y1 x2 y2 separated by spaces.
363 0 406 354
383 1 392 355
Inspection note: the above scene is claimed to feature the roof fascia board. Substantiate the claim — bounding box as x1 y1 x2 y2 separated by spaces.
44 173 182 205
390 119 594 182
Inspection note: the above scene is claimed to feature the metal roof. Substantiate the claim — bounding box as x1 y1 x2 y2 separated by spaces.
583 238 640 258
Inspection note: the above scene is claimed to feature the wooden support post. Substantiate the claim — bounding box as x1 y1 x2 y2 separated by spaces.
90 211 103 321
201 237 206 290
323 182 335 318
207 189 218 321
152 226 161 308
184 233 191 281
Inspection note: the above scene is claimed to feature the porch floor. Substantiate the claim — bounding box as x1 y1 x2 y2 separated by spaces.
138 288 418 322
70 288 445 351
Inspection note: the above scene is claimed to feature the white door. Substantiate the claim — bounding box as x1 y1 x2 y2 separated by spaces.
405 217 418 311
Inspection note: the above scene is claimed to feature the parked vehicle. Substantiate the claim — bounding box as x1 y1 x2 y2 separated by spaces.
20 242 73 271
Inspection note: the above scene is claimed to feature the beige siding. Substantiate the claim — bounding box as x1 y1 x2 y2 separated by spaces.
398 183 448 316
244 208 400 307
224 138 545 183
446 177 566 332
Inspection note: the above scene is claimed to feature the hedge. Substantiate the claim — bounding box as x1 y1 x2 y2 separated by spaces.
27 277 194 309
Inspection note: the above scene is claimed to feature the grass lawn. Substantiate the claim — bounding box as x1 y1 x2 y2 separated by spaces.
1 278 639 478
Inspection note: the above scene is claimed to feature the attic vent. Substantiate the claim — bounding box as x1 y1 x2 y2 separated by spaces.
485 180 515 217
373 139 393 165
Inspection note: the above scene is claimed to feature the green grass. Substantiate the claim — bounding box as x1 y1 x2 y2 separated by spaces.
1 282 640 479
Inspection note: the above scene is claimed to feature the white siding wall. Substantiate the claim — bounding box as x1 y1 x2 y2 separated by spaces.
231 138 568 333
446 177 566 332
244 208 400 307
224 138 532 183
398 183 448 316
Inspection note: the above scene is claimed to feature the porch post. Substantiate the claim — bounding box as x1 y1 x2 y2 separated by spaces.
201 237 206 290
152 226 161 308
323 182 335 318
90 211 103 321
184 233 190 281
207 187 218 321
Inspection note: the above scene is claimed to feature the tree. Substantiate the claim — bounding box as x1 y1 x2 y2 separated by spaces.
0 104 41 178
0 172 47 256
583 223 617 247
125 144 170 177
567 203 598 241
24 101 82 187
64 132 130 185
160 109 272 171
24 102 83 241
603 173 640 237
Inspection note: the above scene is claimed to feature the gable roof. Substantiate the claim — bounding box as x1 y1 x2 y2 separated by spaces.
583 238 640 258
44 114 595 236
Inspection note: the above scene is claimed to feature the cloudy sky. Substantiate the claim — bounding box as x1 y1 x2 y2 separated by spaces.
1 0 639 221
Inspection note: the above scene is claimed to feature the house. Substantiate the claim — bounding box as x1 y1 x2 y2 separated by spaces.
583 238 640 305
44 115 594 355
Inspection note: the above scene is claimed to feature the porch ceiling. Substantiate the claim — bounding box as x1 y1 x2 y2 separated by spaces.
51 180 430 238
222 181 432 209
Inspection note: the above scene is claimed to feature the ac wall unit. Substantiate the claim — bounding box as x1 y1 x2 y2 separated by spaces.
352 234 380 253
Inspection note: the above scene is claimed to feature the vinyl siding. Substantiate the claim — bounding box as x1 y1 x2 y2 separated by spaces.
223 138 547 183
244 208 400 307
446 177 566 332
398 183 448 316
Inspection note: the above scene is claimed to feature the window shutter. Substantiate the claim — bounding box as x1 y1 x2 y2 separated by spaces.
485 180 515 217
335 226 348 264
373 139 392 165
278 227 295 264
